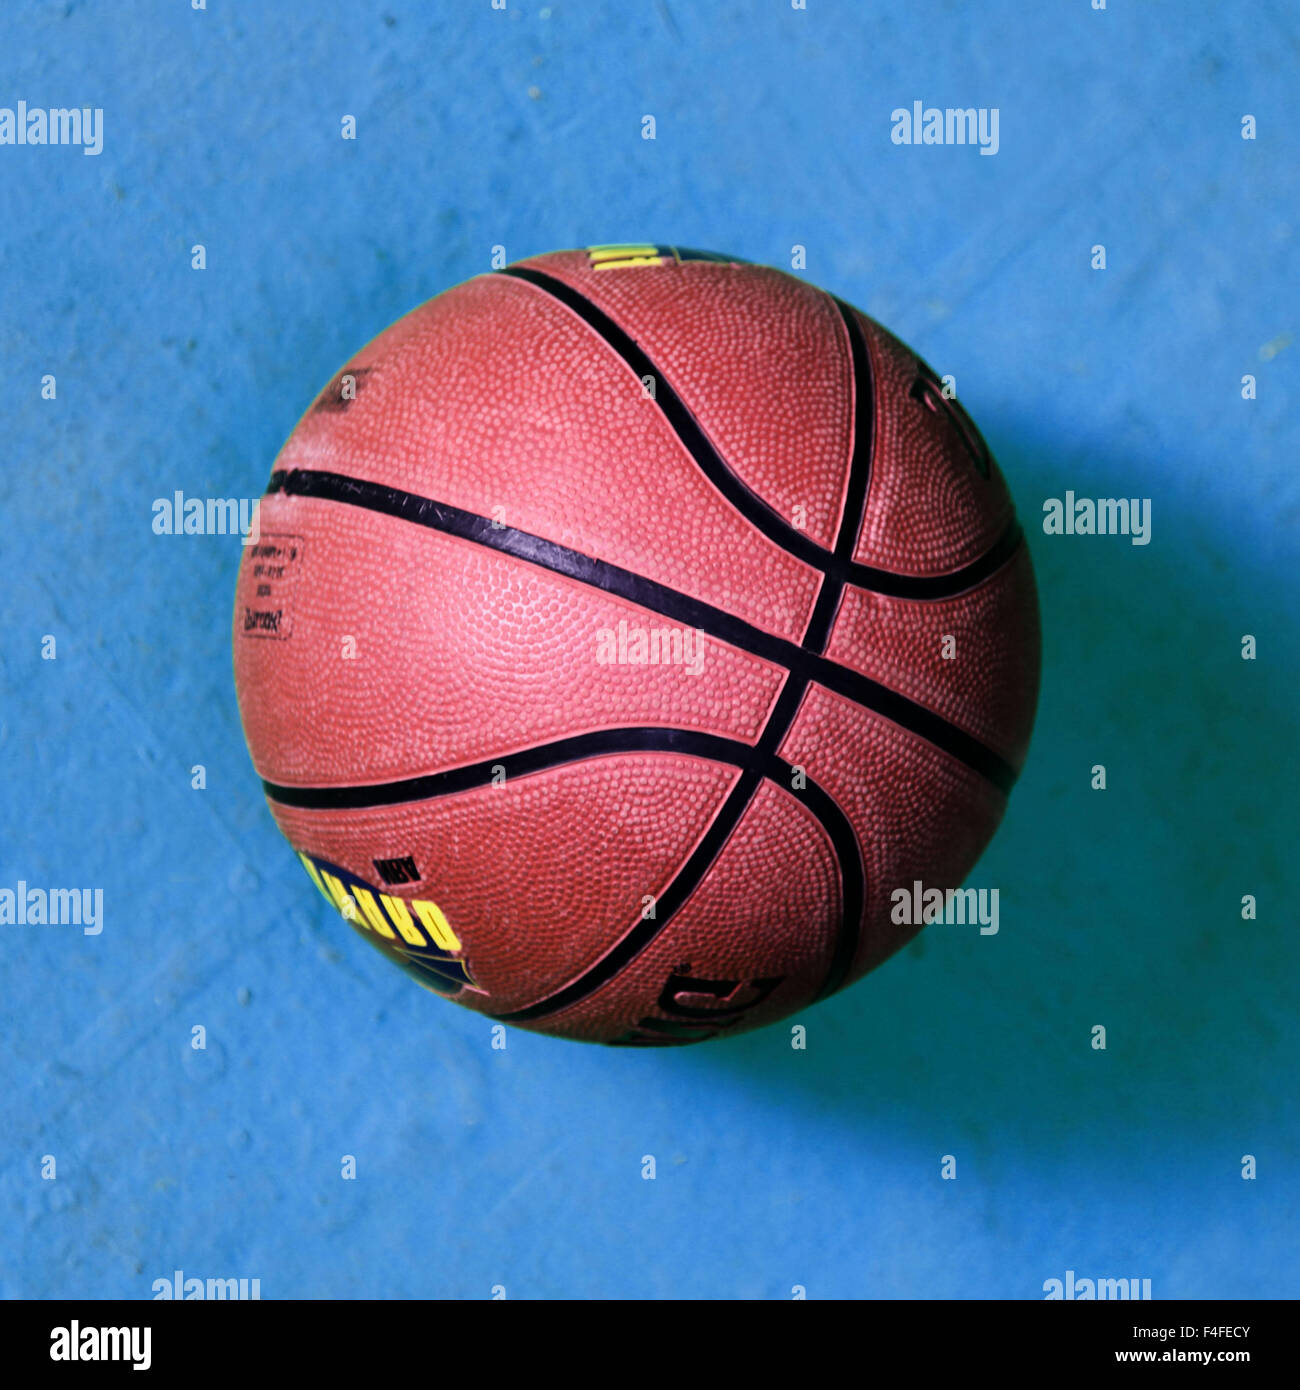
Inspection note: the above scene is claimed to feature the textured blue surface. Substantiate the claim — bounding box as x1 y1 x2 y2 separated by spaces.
1 0 1296 1300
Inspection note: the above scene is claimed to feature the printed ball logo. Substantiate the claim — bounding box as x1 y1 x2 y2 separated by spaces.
233 245 1040 1045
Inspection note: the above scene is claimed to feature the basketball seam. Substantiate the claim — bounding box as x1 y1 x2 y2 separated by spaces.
496 264 1019 598
262 728 865 1018
258 273 1017 1024
495 738 865 1021
258 462 1010 1019
262 469 1020 793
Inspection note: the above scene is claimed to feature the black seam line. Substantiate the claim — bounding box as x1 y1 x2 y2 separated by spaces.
284 288 874 1020
803 297 875 652
265 467 1018 794
724 294 872 998
612 637 822 1027
498 265 835 574
496 263 1020 601
846 517 1024 598
264 727 743 809
499 769 760 1023
261 727 864 1018
491 284 875 1025
467 730 864 1023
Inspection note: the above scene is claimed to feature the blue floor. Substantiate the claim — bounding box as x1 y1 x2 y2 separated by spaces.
0 0 1295 1298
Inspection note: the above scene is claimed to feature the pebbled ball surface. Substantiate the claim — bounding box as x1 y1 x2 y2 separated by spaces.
233 246 1041 1045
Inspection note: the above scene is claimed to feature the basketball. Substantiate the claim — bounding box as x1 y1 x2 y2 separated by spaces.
233 244 1040 1045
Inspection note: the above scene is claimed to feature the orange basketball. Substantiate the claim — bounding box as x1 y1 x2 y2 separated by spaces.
233 245 1039 1045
